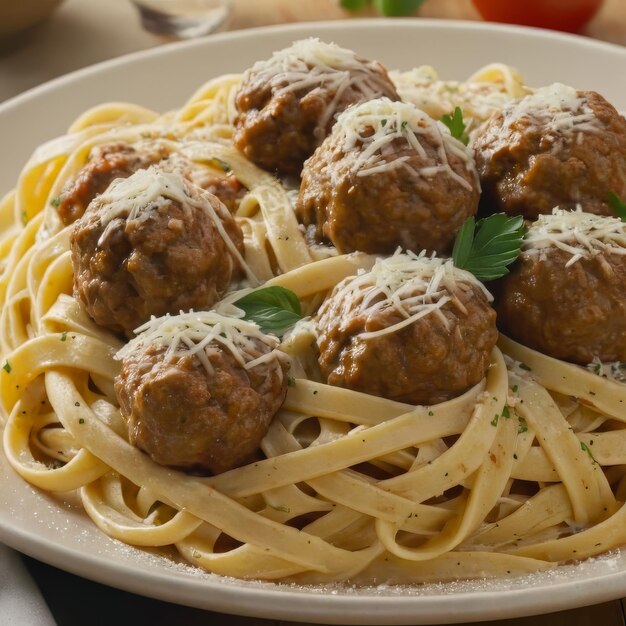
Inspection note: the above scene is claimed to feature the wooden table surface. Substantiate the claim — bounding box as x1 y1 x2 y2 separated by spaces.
1 1 626 625
230 0 626 45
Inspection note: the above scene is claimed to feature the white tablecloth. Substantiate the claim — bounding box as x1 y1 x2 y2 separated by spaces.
0 544 56 625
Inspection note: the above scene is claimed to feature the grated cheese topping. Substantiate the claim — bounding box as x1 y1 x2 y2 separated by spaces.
501 83 600 137
320 250 492 340
523 208 626 266
242 38 395 139
390 64 528 136
116 310 285 376
587 357 626 383
90 166 257 284
333 97 477 190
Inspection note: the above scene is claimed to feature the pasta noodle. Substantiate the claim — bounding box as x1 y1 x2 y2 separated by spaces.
2 56 626 588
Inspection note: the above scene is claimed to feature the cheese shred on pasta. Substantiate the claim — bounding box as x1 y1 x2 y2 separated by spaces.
2 62 626 586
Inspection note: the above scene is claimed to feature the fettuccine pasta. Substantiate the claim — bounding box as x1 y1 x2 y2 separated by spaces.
2 52 626 587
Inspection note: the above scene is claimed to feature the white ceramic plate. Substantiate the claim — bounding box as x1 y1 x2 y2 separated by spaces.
1 19 626 625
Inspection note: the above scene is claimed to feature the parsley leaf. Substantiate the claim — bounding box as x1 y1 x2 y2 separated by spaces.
2 359 11 374
50 196 62 207
207 157 232 173
441 106 469 145
580 441 597 464
452 213 526 282
609 192 626 221
234 286 302 336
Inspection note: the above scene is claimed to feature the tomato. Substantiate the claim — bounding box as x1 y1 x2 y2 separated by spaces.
470 0 605 33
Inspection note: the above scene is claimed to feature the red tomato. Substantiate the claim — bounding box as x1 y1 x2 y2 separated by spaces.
471 0 605 33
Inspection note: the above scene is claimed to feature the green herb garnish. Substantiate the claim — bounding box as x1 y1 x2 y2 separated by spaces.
2 360 11 373
441 106 469 145
518 417 528 434
609 192 626 221
234 286 302 336
60 331 68 342
502 406 511 419
452 213 526 282
580 441 597 464
208 157 232 173
50 196 62 207
491 414 499 427
588 362 602 375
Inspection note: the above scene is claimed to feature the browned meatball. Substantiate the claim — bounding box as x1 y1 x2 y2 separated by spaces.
234 38 399 176
472 84 626 220
192 169 246 214
56 142 171 225
115 312 289 473
71 167 244 336
497 210 626 363
316 253 498 405
297 98 480 255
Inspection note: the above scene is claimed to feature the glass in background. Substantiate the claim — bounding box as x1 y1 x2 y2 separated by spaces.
129 0 233 39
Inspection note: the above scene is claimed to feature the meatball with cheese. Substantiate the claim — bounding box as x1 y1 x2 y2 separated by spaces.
71 167 245 336
497 209 626 364
115 311 289 473
56 142 171 225
234 38 400 176
297 98 480 255
316 252 498 405
472 84 626 220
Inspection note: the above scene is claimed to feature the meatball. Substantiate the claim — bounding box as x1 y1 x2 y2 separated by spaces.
316 252 498 405
71 166 244 336
115 312 289 473
191 167 246 214
234 38 400 176
297 98 480 255
472 84 626 220
497 209 626 364
56 142 171 225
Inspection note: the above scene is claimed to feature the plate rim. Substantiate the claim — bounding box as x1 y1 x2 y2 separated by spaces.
2 17 626 114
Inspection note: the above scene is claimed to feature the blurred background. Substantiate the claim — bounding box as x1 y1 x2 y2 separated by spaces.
1 0 625 102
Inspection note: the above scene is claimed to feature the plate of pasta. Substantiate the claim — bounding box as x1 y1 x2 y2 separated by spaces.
2 18 626 625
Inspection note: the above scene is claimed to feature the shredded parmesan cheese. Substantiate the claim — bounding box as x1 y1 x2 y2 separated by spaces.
320 250 492 340
333 98 476 190
116 310 284 375
501 83 600 137
242 38 395 140
587 357 626 383
523 208 626 266
390 63 528 135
